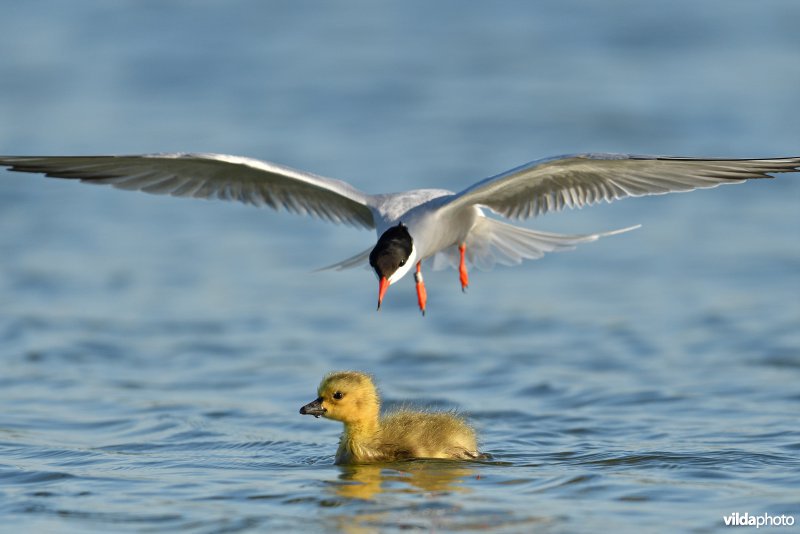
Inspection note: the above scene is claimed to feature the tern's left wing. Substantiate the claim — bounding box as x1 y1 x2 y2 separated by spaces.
443 153 800 219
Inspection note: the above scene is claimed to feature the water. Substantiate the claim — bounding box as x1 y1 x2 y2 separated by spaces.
1 1 799 532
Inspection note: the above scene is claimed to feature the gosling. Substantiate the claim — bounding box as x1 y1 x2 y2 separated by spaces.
300 371 481 464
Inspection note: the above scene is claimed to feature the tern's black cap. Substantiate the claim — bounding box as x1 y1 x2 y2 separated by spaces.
369 223 413 279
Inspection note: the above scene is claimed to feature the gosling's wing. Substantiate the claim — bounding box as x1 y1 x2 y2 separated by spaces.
380 411 479 460
442 154 800 219
0 153 376 229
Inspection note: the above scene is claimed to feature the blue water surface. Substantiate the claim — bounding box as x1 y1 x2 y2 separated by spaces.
1 1 799 532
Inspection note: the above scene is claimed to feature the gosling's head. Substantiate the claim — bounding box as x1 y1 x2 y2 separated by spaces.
299 371 380 424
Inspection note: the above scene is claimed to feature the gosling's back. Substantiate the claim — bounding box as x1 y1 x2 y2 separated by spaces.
378 410 479 460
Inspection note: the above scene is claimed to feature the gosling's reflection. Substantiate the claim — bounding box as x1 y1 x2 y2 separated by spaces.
331 461 476 500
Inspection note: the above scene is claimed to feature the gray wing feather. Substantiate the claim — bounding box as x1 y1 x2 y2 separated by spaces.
313 246 372 272
431 217 639 271
0 153 375 229
444 154 800 219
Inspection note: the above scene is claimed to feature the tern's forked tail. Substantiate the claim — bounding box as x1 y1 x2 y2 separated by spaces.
431 218 641 271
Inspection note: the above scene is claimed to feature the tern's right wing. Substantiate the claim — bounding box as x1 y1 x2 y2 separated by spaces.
0 153 376 229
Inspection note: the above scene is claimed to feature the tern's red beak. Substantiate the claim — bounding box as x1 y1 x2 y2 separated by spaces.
377 276 390 310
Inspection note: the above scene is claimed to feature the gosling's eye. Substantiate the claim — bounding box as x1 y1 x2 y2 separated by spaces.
332 391 344 400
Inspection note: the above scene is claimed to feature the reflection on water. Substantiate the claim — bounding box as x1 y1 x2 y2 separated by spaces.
331 461 476 501
326 461 564 532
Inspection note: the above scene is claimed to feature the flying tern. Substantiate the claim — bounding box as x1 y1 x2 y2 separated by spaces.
1 152 797 314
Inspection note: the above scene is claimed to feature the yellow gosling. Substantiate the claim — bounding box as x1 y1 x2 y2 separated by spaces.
300 371 481 464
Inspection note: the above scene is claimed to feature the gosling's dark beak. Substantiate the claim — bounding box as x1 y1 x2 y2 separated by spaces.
299 397 326 418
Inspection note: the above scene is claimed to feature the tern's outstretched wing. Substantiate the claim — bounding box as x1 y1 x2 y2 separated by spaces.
443 154 800 219
0 153 375 229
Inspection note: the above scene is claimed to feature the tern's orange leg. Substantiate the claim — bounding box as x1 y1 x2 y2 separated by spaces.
458 243 469 292
415 261 427 316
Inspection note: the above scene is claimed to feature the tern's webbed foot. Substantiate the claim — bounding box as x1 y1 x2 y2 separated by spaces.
415 261 427 316
458 243 469 292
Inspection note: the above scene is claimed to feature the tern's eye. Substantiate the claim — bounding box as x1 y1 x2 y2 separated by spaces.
332 391 344 400
399 260 406 267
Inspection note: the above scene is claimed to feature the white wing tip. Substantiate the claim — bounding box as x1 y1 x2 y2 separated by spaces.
602 224 642 237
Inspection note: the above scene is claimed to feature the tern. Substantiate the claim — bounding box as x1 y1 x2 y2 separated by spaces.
1 152 798 314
